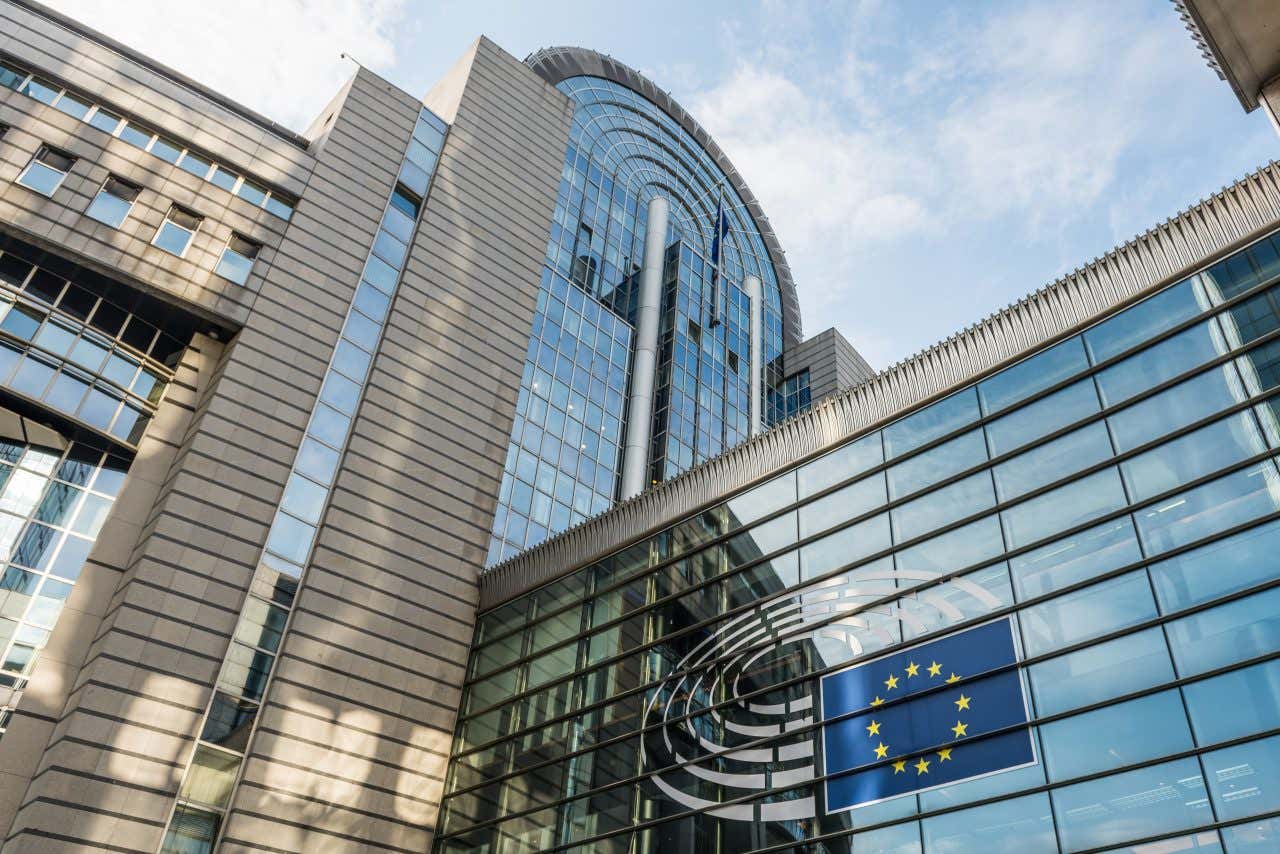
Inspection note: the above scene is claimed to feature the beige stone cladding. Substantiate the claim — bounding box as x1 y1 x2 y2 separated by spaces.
217 38 572 853
0 55 416 854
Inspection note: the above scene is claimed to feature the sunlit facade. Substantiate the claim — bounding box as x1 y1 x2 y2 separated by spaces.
6 2 1280 852
439 229 1280 853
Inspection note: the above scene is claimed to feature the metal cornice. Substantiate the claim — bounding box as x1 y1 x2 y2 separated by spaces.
479 161 1280 609
1171 0 1254 111
524 45 802 347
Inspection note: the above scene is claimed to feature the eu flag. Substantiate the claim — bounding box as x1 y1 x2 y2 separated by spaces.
821 618 1035 813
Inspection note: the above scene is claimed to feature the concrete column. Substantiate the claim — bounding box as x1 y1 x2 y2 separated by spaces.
621 195 669 499
746 274 763 436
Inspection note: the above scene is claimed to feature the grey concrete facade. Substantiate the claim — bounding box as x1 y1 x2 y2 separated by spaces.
0 3 569 851
781 326 875 407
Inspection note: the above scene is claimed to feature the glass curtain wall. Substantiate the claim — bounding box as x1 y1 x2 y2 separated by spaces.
440 229 1280 852
487 76 787 565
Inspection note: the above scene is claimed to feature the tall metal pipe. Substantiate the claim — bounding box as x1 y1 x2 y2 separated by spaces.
746 274 763 436
620 196 669 499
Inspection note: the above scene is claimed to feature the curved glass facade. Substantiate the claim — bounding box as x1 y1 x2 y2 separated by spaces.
440 229 1280 852
487 75 788 565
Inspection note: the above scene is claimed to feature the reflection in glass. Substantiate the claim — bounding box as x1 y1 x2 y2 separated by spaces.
1029 627 1174 717
1135 461 1280 556
1040 689 1192 781
1020 570 1156 657
1203 735 1280 822
1167 587 1280 678
1120 412 1267 503
1184 660 1280 746
1094 320 1228 407
1050 757 1207 852
1107 363 1248 453
1009 518 1141 600
883 388 979 460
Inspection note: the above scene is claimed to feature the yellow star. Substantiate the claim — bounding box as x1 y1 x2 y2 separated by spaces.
952 721 968 738
954 694 971 711
946 673 961 684
866 720 881 736
905 662 920 677
938 748 953 762
915 757 930 775
874 742 889 759
927 661 942 677
870 695 884 707
892 759 907 774
884 674 899 691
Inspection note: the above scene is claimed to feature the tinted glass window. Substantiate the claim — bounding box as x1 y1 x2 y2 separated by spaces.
883 388 979 459
978 336 1089 415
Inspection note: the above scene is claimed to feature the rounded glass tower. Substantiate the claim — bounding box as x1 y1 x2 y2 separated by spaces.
487 47 800 564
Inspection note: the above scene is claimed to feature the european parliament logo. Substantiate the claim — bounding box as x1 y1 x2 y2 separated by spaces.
821 618 1035 813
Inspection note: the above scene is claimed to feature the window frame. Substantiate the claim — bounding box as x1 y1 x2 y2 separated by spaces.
83 174 141 229
213 233 261 286
151 205 203 259
16 145 75 197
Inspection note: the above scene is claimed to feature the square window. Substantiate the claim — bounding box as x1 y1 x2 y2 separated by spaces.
84 176 140 228
264 194 293 220
152 206 202 258
86 107 121 134
177 151 211 179
17 146 75 197
20 76 59 105
209 165 238 191
116 121 153 150
52 91 91 120
0 61 27 91
213 234 260 285
150 136 182 164
236 178 267 206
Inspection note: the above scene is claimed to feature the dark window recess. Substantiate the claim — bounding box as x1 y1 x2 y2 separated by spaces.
36 147 74 174
390 184 421 219
227 234 260 260
25 269 66 304
59 285 96 321
100 175 140 204
0 255 33 289
167 206 202 232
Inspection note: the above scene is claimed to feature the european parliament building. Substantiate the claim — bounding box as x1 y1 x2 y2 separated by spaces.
0 0 1277 852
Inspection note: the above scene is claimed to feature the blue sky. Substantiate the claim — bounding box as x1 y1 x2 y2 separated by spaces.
49 0 1278 368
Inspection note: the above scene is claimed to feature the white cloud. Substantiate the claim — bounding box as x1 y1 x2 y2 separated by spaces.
687 1 1227 365
690 65 933 325
43 0 404 132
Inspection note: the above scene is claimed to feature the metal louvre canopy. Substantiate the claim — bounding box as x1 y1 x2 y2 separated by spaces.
525 45 803 349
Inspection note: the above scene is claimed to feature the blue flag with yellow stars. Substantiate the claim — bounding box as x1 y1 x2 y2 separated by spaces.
821 618 1035 813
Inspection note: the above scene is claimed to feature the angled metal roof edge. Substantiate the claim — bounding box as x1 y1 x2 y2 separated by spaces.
1171 0 1254 111
524 45 803 347
477 161 1280 610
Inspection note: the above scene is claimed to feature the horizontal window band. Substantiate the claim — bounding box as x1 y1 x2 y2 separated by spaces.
465 350 1280 689
441 604 1280 837
452 485 1280 762
482 724 1280 853
457 419 1280 731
